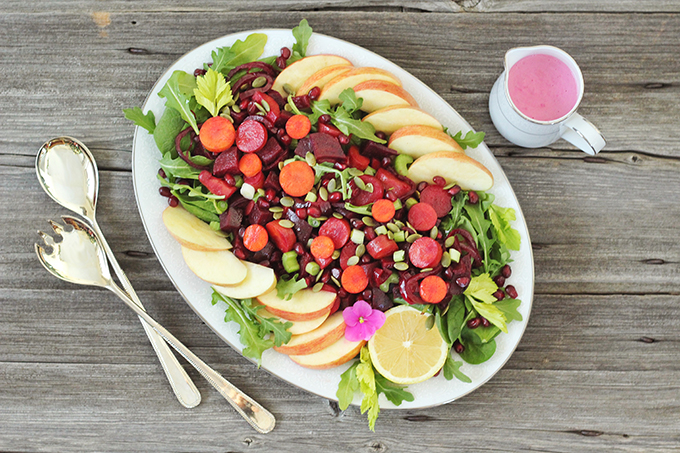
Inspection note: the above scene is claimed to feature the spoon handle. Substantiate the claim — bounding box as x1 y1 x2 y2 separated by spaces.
107 283 276 433
90 221 201 409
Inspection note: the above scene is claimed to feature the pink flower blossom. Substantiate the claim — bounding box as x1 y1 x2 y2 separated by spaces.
342 300 386 342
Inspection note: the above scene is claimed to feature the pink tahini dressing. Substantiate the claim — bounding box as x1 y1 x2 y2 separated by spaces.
508 54 578 122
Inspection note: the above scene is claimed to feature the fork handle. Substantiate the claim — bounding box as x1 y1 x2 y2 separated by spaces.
90 221 201 409
108 283 276 434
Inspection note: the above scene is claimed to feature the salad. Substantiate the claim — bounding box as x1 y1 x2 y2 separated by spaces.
125 20 523 431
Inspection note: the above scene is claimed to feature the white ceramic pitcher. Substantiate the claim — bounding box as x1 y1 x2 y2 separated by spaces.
489 45 605 155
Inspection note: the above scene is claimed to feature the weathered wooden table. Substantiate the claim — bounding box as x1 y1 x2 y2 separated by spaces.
2 2 679 452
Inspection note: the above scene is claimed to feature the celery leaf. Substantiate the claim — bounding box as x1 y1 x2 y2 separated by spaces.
489 204 521 251
193 68 233 117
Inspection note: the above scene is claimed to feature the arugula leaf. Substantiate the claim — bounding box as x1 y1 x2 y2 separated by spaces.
464 273 498 304
158 70 199 134
489 204 521 251
469 298 507 333
291 19 313 60
276 273 308 300
240 299 293 347
193 68 233 117
211 291 273 364
123 106 156 133
337 361 360 410
463 203 495 273
442 354 472 383
211 33 267 74
332 106 385 143
338 88 363 113
459 327 497 364
158 174 224 200
154 108 186 156
374 373 414 406
451 130 485 150
494 298 523 323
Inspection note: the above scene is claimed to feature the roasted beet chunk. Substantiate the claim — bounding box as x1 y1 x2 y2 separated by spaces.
248 203 273 225
376 168 413 200
362 141 398 159
256 137 285 171
212 147 239 177
372 287 394 311
220 207 243 233
295 133 347 165
349 175 384 206
264 171 282 191
284 209 313 244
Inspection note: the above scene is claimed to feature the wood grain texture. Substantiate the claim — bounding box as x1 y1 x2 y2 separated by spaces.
1 5 679 453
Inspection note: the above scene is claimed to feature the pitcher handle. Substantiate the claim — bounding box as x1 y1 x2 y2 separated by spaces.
560 113 606 155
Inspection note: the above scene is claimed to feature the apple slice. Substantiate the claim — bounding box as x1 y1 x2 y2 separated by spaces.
257 307 330 335
181 246 247 286
212 261 276 299
274 312 346 355
163 206 231 251
318 67 402 105
362 106 442 135
407 151 494 191
257 288 337 321
272 54 352 96
388 125 464 158
352 80 418 113
289 337 366 370
296 64 353 96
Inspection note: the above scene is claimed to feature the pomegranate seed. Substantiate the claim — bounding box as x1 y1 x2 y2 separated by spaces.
293 242 305 255
332 267 342 280
257 198 270 209
239 99 249 110
456 276 471 288
247 101 259 116
308 206 322 218
304 276 314 286
292 95 311 110
308 86 321 101
280 47 291 59
448 185 462 196
481 318 491 328
276 56 287 69
338 288 348 299
158 168 167 179
505 285 518 299
375 131 387 141
318 114 331 124
351 219 365 229
417 182 428 192
338 134 350 145
361 289 372 301
321 269 331 283
238 227 246 238
296 208 308 218
371 158 382 169
501 264 512 278
493 290 505 301
159 187 171 197
176 178 190 186
193 68 207 77
223 174 236 186
265 189 276 201
233 248 247 260
381 157 392 168
453 341 465 354
467 317 481 329
168 195 179 207
334 162 347 170
271 196 280 205
433 176 446 186
494 275 505 287
468 191 479 204
444 267 454 279
321 177 331 188
328 192 343 202
245 201 255 216
385 191 397 201
279 134 292 148
361 255 372 264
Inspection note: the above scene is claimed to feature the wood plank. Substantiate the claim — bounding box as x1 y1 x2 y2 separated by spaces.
0 12 678 168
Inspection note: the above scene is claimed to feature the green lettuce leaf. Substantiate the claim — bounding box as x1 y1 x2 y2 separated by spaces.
123 106 156 133
489 204 521 251
158 70 199 134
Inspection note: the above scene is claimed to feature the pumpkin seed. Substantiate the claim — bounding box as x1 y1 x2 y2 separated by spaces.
445 235 456 248
441 251 452 268
252 76 267 88
353 176 366 191
278 161 285 170
386 223 400 233
331 276 341 287
305 191 317 202
283 83 295 95
406 233 422 243
362 216 377 227
319 187 328 201
273 212 283 220
333 212 344 219
279 219 295 229
347 256 360 266
255 102 267 115
305 152 316 167
327 178 337 193
365 183 374 193
260 99 271 112
348 168 363 177
332 250 341 260
420 268 433 273
430 226 439 239
269 206 284 213
312 282 324 293
280 196 294 207
231 104 241 113
355 244 366 258
394 262 409 271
